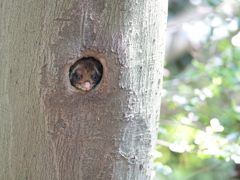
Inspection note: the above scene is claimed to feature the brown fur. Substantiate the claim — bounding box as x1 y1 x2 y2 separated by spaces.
69 57 103 91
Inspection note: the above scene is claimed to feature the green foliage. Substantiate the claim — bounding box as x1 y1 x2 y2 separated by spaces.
153 0 240 179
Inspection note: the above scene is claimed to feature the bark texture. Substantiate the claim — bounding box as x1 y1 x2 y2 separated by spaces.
0 0 167 179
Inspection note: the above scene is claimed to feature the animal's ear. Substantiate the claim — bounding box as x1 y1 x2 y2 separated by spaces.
70 64 81 74
96 61 103 71
69 65 75 72
94 63 103 75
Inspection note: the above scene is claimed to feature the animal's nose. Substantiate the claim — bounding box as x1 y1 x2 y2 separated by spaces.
83 81 91 90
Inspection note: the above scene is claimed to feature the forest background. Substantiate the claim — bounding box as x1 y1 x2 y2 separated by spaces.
153 0 240 179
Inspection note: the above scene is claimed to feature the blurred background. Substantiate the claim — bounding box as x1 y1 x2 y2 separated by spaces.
152 0 240 179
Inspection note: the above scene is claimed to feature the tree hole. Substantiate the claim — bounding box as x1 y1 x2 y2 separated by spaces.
69 57 103 92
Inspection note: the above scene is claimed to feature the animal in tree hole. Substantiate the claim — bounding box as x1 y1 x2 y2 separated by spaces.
69 57 103 91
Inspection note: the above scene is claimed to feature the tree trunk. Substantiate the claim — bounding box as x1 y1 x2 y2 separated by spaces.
0 1 167 179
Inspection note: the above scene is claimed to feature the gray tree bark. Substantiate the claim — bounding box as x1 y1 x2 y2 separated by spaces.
0 0 167 180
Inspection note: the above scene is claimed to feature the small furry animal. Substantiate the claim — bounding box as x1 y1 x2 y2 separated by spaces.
69 57 103 91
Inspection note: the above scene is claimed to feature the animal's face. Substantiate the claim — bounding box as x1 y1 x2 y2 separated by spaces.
69 58 103 91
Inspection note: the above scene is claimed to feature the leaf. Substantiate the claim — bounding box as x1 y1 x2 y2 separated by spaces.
192 59 205 71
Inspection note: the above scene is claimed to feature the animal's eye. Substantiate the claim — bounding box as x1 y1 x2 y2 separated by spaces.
92 74 98 80
74 74 82 80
